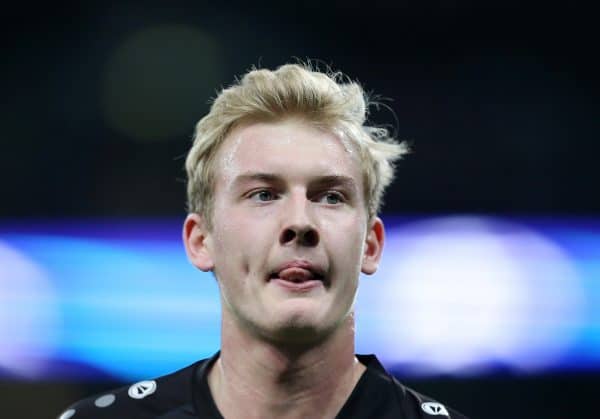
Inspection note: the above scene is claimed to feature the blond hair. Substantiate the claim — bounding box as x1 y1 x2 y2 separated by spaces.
185 63 408 228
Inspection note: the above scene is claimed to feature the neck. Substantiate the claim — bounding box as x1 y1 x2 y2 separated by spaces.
207 312 365 419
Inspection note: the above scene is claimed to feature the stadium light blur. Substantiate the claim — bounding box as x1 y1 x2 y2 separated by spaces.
0 216 598 380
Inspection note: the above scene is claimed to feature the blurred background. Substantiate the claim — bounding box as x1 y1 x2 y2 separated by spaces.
2 1 599 418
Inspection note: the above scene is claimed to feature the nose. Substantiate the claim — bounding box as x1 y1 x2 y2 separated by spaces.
279 225 319 247
279 197 320 247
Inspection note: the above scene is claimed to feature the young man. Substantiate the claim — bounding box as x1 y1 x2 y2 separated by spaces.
58 64 468 418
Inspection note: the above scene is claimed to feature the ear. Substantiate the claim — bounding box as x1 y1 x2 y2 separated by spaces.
182 213 215 272
361 216 385 275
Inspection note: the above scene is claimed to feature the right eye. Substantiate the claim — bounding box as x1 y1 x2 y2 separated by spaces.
248 189 278 202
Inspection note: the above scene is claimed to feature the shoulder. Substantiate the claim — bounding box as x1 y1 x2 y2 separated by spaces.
357 354 470 419
55 358 209 419
400 383 470 419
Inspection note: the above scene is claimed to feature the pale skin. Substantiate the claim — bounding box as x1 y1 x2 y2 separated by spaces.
183 118 385 418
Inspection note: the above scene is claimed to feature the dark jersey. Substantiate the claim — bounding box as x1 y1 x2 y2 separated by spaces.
57 353 469 419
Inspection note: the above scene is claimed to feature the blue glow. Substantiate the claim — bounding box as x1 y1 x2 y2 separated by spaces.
0 216 599 380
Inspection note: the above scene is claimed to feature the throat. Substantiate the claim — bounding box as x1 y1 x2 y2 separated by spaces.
209 348 365 419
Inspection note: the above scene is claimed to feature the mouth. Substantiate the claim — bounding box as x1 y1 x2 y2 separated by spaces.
268 268 325 283
268 261 327 288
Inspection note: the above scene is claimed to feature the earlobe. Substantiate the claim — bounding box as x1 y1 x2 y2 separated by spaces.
361 217 385 275
182 213 215 272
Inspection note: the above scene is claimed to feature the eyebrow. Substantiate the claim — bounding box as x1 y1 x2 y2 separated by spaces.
309 175 358 192
232 172 359 192
232 172 283 187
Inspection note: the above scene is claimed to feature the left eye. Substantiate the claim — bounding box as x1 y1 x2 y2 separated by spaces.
318 192 344 205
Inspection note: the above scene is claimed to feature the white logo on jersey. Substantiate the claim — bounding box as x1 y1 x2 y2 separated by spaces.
421 401 449 416
128 380 157 400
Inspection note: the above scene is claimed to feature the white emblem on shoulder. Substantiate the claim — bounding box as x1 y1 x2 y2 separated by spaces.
128 380 157 400
421 401 449 416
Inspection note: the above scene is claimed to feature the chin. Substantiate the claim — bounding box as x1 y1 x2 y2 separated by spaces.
268 323 326 346
264 311 338 346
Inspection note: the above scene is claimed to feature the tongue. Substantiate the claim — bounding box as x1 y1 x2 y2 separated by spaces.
278 267 315 283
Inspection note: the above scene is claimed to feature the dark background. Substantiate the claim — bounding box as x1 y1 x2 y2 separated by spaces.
2 1 599 418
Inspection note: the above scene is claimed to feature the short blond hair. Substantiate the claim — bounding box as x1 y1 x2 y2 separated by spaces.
185 63 408 228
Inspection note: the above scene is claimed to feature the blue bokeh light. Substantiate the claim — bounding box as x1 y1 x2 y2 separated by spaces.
1 216 598 380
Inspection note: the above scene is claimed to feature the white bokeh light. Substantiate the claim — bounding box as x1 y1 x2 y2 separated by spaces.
0 240 60 378
357 216 583 374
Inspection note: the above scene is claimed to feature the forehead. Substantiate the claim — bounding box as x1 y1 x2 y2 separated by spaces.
213 119 363 186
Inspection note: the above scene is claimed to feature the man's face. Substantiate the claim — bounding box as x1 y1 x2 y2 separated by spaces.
185 118 383 344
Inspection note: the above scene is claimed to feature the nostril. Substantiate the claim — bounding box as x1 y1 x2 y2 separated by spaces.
280 229 297 244
302 229 319 247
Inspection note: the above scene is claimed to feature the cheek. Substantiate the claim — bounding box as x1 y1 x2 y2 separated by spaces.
212 209 278 270
321 215 366 266
210 213 247 273
320 209 366 239
212 205 253 243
